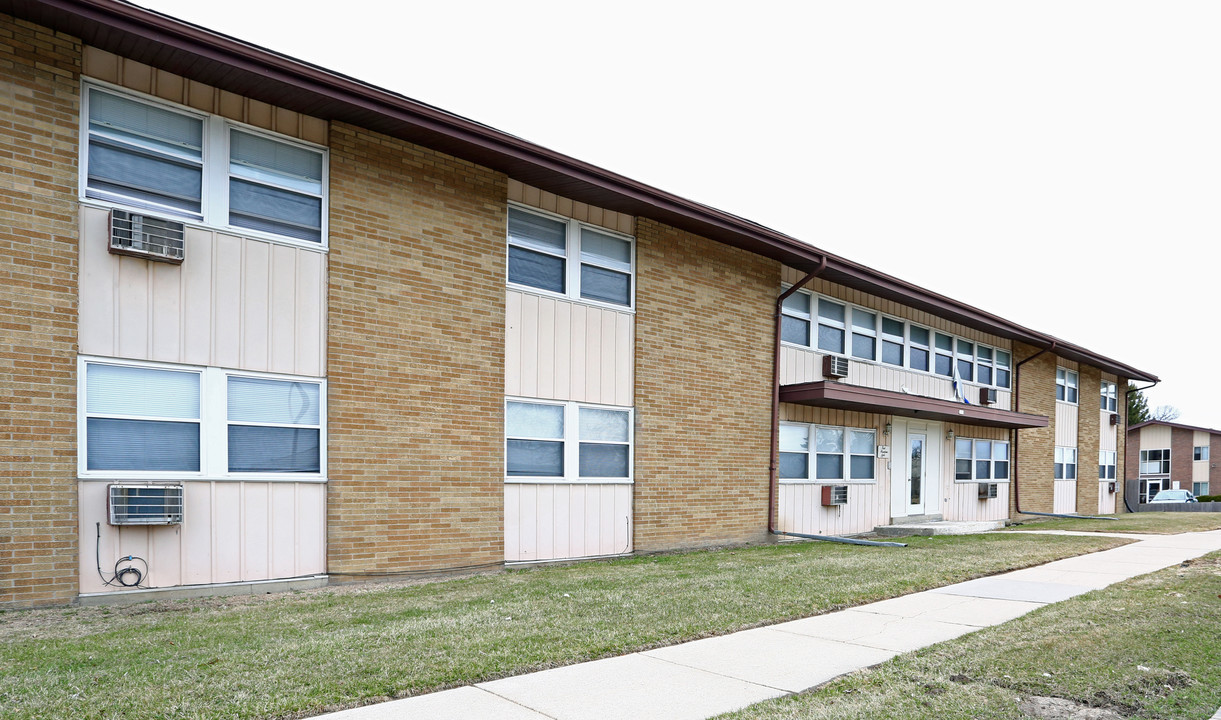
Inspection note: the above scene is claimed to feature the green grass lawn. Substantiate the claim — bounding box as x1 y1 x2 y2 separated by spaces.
717 551 1221 720
0 533 1126 720
1009 512 1221 534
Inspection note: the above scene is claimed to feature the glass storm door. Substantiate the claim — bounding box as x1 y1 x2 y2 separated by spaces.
908 434 926 514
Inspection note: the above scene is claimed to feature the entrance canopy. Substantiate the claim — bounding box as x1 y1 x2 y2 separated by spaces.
780 381 1048 430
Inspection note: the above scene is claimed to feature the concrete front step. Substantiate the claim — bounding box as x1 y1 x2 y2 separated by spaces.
874 520 1005 537
887 514 943 525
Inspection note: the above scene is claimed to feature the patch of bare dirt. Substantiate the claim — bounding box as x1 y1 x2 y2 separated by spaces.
1018 696 1125 720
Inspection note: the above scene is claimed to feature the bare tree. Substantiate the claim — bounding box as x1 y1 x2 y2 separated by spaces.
1151 405 1181 422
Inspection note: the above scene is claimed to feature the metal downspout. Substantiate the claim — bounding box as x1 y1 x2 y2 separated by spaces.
769 258 825 535
1121 380 1160 513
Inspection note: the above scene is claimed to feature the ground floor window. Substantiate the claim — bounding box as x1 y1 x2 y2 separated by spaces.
780 423 876 482
1098 450 1117 480
1193 482 1208 497
954 438 1009 481
505 399 632 482
1054 446 1078 480
1139 478 1164 504
80 357 325 479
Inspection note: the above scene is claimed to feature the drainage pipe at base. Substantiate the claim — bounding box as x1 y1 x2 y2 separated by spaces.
774 530 907 548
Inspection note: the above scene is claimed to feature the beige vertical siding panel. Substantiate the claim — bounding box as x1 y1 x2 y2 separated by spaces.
297 249 325 376
1053 480 1077 514
584 487 603 555
148 513 182 587
178 230 213 365
503 485 522 561
1142 425 1172 448
600 310 617 403
536 297 556 399
211 235 243 368
212 483 242 583
616 314 633 407
268 245 298 374
269 483 297 578
297 484 326 575
553 300 572 400
1100 412 1117 452
598 485 617 555
241 483 270 581
240 240 271 371
535 483 555 561
121 59 152 94
83 46 120 82
246 98 273 129
570 304 587 402
519 293 539 398
78 207 116 357
1055 404 1079 447
584 310 602 402
551 486 572 559
149 261 182 362
76 484 110 593
505 291 522 396
115 257 150 359
181 482 212 584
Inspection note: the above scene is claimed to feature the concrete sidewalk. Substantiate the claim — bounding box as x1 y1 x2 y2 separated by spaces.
317 529 1221 720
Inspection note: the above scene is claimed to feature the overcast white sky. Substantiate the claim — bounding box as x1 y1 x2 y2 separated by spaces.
137 0 1220 427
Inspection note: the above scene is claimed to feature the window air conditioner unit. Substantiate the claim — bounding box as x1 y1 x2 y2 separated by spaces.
821 484 849 506
978 387 998 406
1109 413 1120 426
823 355 850 379
109 209 186 264
1107 481 1117 494
108 484 184 526
977 482 999 500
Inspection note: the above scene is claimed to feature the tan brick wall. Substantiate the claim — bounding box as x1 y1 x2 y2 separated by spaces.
632 218 778 551
1075 365 1101 514
0 15 81 608
1012 342 1057 515
326 122 506 575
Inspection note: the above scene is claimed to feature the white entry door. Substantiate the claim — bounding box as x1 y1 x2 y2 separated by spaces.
908 433 927 515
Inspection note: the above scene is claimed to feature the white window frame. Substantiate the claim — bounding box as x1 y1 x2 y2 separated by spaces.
1194 446 1210 462
780 290 812 347
1054 446 1078 480
776 289 1013 389
504 398 634 484
1098 450 1117 480
879 316 906 368
778 422 876 485
1139 448 1170 476
954 437 1010 483
78 356 327 481
79 81 329 251
1100 381 1118 413
1193 481 1208 497
506 203 636 311
1056 368 1079 404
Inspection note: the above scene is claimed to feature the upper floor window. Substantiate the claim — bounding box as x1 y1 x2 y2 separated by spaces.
83 84 327 246
1139 448 1170 475
507 205 634 308
1056 368 1079 403
1099 381 1118 412
779 423 875 482
780 289 1011 389
955 438 1010 481
1195 446 1210 461
81 358 324 478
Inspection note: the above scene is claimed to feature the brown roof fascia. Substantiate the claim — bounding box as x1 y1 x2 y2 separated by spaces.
780 381 1049 430
5 0 1157 383
1127 420 1221 436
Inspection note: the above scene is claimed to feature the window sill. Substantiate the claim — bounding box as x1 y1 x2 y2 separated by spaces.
79 198 329 254
779 344 1013 393
778 479 877 486
78 476 329 483
504 478 634 485
506 284 636 315
952 479 1011 485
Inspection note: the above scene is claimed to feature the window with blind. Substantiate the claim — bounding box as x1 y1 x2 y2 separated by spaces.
507 205 634 308
779 422 876 483
505 399 632 482
83 84 327 246
80 358 325 478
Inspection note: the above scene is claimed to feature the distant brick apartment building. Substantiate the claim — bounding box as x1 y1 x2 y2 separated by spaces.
1127 421 1219 502
0 0 1157 608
